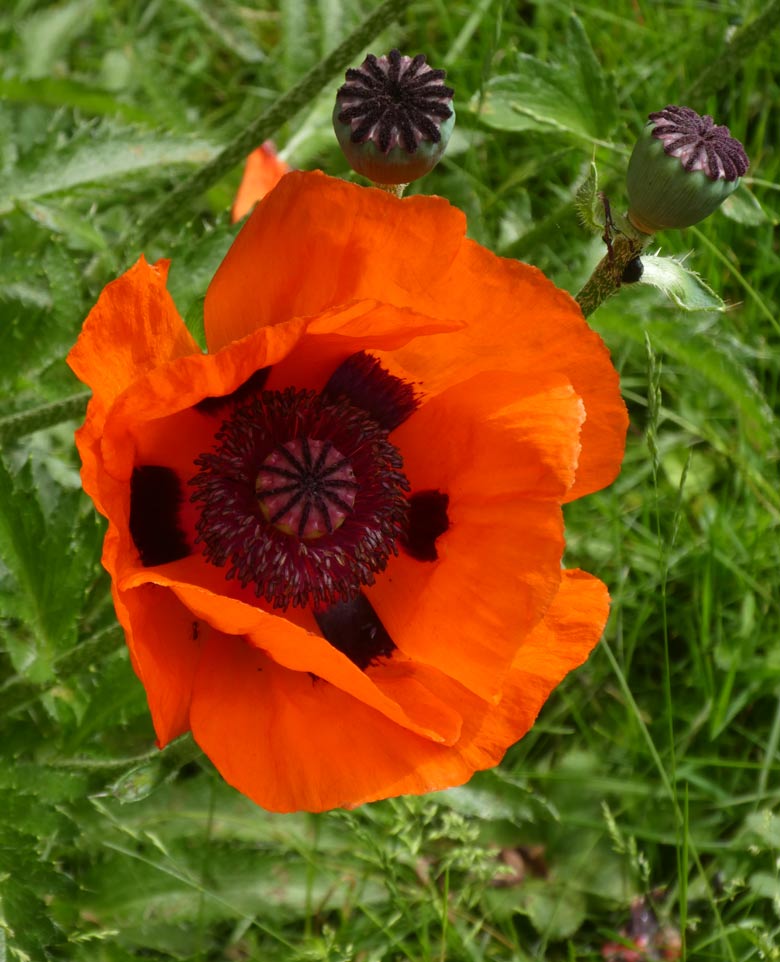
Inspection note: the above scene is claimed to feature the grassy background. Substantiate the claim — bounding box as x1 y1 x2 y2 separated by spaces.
1 0 778 959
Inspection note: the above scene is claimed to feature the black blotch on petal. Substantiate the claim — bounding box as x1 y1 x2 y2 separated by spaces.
129 465 191 566
195 367 271 416
323 351 419 431
402 489 449 561
315 592 396 670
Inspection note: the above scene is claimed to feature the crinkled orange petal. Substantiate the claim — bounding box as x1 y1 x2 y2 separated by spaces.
116 563 460 746
112 581 202 746
188 569 607 812
68 257 199 423
265 301 461 393
367 370 584 700
510 569 609 679
390 241 628 501
395 370 585 500
231 143 290 224
204 171 467 352
68 257 200 513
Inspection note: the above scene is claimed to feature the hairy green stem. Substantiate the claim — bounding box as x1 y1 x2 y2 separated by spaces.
575 231 651 318
0 390 90 444
134 0 413 245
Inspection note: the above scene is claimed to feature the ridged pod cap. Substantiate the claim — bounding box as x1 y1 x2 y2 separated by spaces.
333 49 455 186
626 106 748 233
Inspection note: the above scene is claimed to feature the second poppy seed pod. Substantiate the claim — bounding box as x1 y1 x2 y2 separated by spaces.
626 106 748 234
333 49 455 186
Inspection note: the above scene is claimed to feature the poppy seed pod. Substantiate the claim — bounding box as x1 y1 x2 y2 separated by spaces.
626 105 748 234
333 49 455 185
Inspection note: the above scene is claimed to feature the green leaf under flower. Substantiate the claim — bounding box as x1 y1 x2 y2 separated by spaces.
637 254 725 312
473 15 617 143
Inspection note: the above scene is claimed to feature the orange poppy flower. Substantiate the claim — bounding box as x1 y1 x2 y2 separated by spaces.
231 142 290 223
68 170 627 813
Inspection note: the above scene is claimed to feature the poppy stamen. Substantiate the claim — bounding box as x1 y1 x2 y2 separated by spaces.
324 351 419 431
190 385 410 609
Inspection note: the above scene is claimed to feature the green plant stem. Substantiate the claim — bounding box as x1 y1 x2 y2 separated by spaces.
0 390 90 444
575 231 651 318
685 0 780 102
134 0 413 246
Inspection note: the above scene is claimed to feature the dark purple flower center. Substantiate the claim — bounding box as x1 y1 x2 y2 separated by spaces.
190 385 409 610
130 353 452 669
648 105 748 182
336 48 454 154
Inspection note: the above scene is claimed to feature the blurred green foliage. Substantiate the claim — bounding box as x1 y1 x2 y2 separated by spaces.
0 0 778 959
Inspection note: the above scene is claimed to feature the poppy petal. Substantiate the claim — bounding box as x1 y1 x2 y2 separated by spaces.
389 241 628 501
117 564 461 745
189 632 469 812
231 143 290 224
67 257 199 421
395 369 586 501
69 257 200 514
113 581 202 746
95 300 454 488
204 171 467 352
367 370 582 700
188 569 607 812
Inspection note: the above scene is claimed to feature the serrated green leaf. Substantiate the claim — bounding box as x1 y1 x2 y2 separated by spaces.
0 880 63 960
0 459 102 682
638 254 725 312
0 253 72 386
575 162 605 233
166 226 235 347
43 244 84 327
474 15 617 142
19 200 110 253
0 825 75 958
0 765 89 806
0 790 63 840
0 128 219 214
